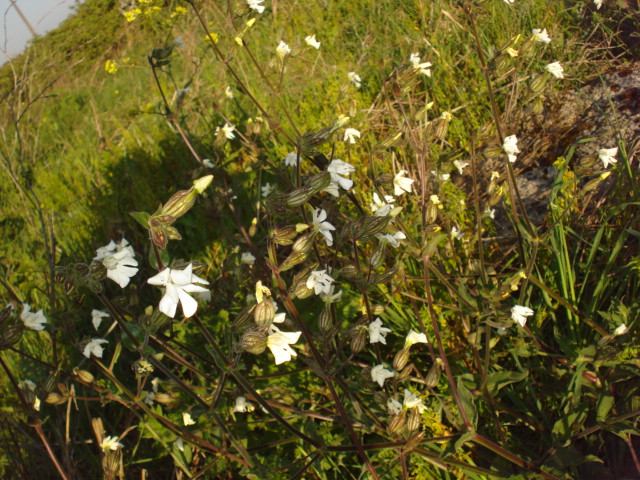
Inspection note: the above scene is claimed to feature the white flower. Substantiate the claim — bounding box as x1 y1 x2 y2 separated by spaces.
276 41 291 59
598 147 618 168
403 389 426 413
100 435 123 452
409 53 432 77
370 192 397 217
322 182 340 197
453 159 469 174
485 208 496 219
306 270 334 296
371 364 395 388
267 325 301 365
613 324 628 336
91 310 110 331
224 86 234 99
147 264 210 318
347 71 361 88
431 170 450 182
175 438 185 452
387 398 403 415
247 0 265 13
203 159 214 168
221 123 236 139
369 318 392 345
83 338 108 359
393 170 415 196
343 128 361 144
594 0 602 9
284 152 299 167
94 238 138 288
319 285 342 304
503 0 514 3
182 412 196 426
261 182 274 197
511 305 534 327
327 159 355 191
376 231 406 248
404 330 428 349
305 34 321 49
451 226 463 240
241 252 256 265
232 396 255 413
430 194 440 205
545 61 564 79
311 208 336 246
20 304 47 331
19 379 36 391
532 28 551 44
503 135 520 163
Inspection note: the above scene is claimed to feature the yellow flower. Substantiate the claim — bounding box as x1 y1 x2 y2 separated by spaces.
171 6 187 18
205 33 219 44
124 8 141 22
104 60 118 74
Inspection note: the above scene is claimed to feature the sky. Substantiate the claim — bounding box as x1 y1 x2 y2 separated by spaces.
0 0 77 60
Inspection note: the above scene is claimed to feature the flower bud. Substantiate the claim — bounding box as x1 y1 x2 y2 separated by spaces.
290 278 314 299
279 250 309 272
240 330 267 355
0 316 23 350
192 175 213 194
46 392 66 405
425 361 442 388
530 74 547 95
74 368 94 384
272 225 297 246
397 363 414 382
154 393 177 406
306 171 332 193
350 327 367 354
426 202 438 223
393 348 410 371
286 187 314 207
356 216 391 240
406 408 422 432
43 371 60 395
318 307 333 333
405 432 425 452
254 300 275 327
292 232 315 254
161 189 197 220
387 411 407 436
340 265 360 280
370 246 385 269
233 305 256 331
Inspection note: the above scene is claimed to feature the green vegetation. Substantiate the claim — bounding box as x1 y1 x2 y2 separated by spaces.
0 0 639 478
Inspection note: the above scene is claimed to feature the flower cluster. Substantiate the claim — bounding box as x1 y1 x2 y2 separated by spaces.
93 238 138 288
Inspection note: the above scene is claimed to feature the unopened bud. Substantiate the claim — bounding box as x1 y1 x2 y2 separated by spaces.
254 300 275 327
340 265 360 280
370 246 385 269
530 74 547 95
397 363 414 382
286 187 314 207
292 232 315 253
388 411 407 435
43 371 60 395
425 361 442 388
404 432 425 452
280 250 309 272
240 330 267 355
46 392 66 405
192 175 213 193
161 189 197 220
306 171 332 193
356 216 391 240
0 317 23 350
406 408 422 432
233 305 256 331
154 393 176 405
350 327 367 354
74 368 94 384
290 278 314 299
318 307 333 333
394 348 410 371
426 202 438 223
272 225 297 246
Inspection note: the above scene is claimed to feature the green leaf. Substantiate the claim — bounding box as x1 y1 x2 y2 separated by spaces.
485 370 528 397
596 394 615 422
457 376 477 428
130 210 151 229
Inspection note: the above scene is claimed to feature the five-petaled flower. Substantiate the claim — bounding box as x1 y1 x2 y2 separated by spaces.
393 170 415 196
276 41 291 59
305 34 321 49
598 147 618 168
403 389 426 413
347 72 361 88
182 412 196 426
261 183 274 197
453 159 469 174
370 192 398 217
232 396 255 413
327 159 356 192
532 28 551 43
220 123 236 139
545 62 564 79
387 397 402 414
267 325 302 365
404 330 428 349
306 270 335 295
311 208 336 246
409 53 432 76
100 435 124 452
376 231 406 248
91 309 110 331
284 152 299 167
503 135 520 163
511 305 534 327
21 304 47 331
369 318 392 345
147 264 210 318
247 0 265 13
371 364 395 387
94 238 138 288
83 338 109 359
241 252 256 265
343 128 361 144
